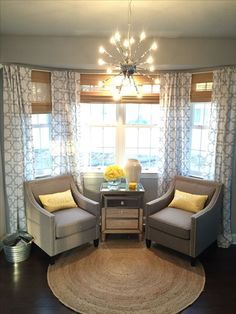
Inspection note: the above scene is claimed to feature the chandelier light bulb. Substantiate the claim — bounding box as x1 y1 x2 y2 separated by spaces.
113 93 121 101
110 36 116 45
146 56 154 64
98 58 106 66
98 81 104 87
154 78 160 84
106 68 113 74
99 46 105 54
140 31 146 42
150 65 155 72
123 39 129 48
114 31 121 41
151 42 158 50
130 37 135 44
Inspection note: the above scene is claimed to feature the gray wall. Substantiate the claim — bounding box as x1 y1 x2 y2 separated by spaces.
1 35 236 70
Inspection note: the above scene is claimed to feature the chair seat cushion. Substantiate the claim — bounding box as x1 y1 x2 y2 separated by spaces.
54 207 96 239
148 207 193 240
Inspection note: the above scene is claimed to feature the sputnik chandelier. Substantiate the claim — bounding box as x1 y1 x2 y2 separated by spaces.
98 0 158 100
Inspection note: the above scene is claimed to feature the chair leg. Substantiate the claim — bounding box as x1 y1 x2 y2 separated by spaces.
191 257 197 267
146 239 152 248
94 238 99 247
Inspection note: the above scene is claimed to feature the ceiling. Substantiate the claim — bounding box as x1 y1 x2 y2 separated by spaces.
1 0 236 38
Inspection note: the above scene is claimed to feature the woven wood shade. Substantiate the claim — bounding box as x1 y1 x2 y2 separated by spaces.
31 70 52 113
191 72 213 102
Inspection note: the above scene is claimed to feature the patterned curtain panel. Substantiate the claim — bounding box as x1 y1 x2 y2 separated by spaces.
51 71 82 190
211 66 236 248
3 65 35 233
157 72 192 196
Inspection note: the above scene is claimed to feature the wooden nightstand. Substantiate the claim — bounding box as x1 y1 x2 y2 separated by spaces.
100 182 145 241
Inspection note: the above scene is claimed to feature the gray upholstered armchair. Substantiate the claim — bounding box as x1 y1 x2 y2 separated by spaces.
25 174 100 262
145 175 222 265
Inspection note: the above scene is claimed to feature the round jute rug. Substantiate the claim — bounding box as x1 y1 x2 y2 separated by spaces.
47 240 205 314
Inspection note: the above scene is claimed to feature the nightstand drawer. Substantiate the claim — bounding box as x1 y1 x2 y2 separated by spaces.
106 219 138 229
106 208 139 218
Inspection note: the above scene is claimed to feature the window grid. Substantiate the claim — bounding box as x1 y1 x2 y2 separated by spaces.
190 102 211 177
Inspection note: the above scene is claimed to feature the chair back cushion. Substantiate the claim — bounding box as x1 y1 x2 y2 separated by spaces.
174 176 219 206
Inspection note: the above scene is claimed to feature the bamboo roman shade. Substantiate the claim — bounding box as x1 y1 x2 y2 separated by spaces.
80 74 160 104
31 70 52 113
191 72 213 102
30 71 213 111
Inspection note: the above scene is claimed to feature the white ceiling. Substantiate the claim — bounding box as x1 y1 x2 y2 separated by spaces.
1 0 236 38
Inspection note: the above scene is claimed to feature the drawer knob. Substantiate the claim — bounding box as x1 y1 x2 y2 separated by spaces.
121 201 124 206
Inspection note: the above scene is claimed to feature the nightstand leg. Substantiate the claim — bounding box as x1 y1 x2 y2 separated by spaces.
102 233 106 242
139 233 143 241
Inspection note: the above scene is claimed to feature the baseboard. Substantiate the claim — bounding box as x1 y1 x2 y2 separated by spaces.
232 233 236 244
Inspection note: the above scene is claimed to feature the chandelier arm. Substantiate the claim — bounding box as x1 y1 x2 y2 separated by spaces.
132 76 140 95
102 71 124 85
136 69 156 83
114 41 127 62
134 48 152 64
133 40 143 61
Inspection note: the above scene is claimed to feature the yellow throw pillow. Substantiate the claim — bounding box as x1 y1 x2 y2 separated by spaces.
168 189 208 213
39 190 77 212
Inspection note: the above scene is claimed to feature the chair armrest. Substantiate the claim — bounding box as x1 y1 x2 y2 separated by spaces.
71 181 100 217
146 182 175 217
24 183 55 256
190 185 223 257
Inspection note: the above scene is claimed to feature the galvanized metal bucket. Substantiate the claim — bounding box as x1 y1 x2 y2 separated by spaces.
2 231 34 263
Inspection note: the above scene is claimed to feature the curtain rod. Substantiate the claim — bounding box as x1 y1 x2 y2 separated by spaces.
1 62 235 75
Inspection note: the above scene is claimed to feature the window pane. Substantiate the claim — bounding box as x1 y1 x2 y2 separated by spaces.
201 129 210 151
91 127 103 147
126 104 138 124
38 114 50 124
91 104 103 124
138 128 150 148
125 128 138 148
33 128 41 149
104 127 115 147
191 129 201 150
103 149 115 166
139 104 151 125
32 113 52 177
125 148 138 161
40 127 50 148
151 128 159 148
103 104 116 124
151 105 160 125
150 149 158 168
90 148 103 167
138 148 151 169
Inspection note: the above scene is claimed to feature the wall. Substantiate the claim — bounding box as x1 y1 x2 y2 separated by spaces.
1 35 236 70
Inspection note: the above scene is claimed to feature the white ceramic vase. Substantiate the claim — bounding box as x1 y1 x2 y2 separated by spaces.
124 159 142 184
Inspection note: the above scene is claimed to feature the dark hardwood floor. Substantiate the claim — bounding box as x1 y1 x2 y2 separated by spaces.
0 240 236 314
